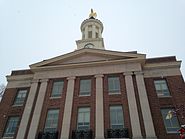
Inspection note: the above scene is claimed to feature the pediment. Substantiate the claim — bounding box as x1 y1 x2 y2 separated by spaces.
30 48 146 68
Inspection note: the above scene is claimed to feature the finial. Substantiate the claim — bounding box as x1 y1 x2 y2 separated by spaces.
89 8 97 19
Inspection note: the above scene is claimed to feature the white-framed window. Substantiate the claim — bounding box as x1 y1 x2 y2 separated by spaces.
44 109 59 132
161 108 180 133
108 76 121 94
154 80 170 97
110 105 124 129
51 81 64 97
3 116 19 137
13 89 27 106
77 107 90 130
79 79 91 96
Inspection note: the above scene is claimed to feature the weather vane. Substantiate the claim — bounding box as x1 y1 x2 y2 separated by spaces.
89 9 97 19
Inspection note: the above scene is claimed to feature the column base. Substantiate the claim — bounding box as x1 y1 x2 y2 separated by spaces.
133 137 157 139
106 138 129 139
145 137 157 139
96 137 157 139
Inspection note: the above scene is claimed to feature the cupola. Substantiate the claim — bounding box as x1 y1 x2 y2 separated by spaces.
76 9 105 50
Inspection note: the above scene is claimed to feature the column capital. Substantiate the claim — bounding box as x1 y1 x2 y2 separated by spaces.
40 79 48 83
134 71 144 75
94 74 104 78
67 76 76 80
123 71 133 76
31 79 39 83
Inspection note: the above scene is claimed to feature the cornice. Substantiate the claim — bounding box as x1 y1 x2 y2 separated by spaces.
30 48 146 68
6 74 33 81
30 57 145 72
144 61 181 70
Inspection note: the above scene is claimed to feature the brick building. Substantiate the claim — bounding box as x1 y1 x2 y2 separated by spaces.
0 11 185 139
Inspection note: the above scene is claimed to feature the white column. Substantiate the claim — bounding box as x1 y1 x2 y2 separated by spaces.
16 79 39 139
99 28 102 38
85 26 88 39
92 25 96 38
27 79 48 139
60 76 75 139
95 74 104 139
135 71 156 138
124 72 142 138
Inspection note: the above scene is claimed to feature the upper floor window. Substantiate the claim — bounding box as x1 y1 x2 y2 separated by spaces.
13 89 27 106
51 81 64 97
79 79 91 96
108 76 121 94
161 108 180 133
3 116 20 137
154 80 170 97
44 109 59 132
110 105 124 129
77 107 90 130
88 31 92 38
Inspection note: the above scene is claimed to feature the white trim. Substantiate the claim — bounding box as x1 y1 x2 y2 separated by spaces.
108 92 121 95
49 96 61 99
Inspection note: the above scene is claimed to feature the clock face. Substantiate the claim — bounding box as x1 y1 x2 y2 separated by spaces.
84 43 94 48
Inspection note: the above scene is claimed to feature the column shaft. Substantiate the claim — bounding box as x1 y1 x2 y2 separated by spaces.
27 79 48 139
124 72 142 138
60 76 75 139
16 80 39 139
92 25 96 38
95 75 104 139
85 26 88 39
135 72 156 138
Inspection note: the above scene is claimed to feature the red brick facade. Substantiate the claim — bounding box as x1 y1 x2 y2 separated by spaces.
0 87 30 138
1 71 184 139
145 75 185 139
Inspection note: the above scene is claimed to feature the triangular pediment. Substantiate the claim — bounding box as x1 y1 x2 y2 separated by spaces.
30 48 146 68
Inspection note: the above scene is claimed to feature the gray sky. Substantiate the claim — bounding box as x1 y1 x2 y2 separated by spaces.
0 0 185 85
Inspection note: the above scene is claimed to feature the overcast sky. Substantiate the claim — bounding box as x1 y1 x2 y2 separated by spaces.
0 0 185 85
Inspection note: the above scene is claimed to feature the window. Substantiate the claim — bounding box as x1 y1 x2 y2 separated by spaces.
110 106 124 129
88 31 92 38
161 108 180 133
77 107 90 130
79 79 91 96
13 89 27 106
51 81 64 97
108 76 121 94
44 109 59 132
154 80 170 97
3 117 19 137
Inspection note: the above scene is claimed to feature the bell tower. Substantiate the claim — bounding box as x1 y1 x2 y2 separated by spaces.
76 9 105 50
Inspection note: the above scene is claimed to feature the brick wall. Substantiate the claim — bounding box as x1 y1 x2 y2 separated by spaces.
70 76 96 138
144 75 185 139
35 78 67 138
0 87 29 139
103 73 132 138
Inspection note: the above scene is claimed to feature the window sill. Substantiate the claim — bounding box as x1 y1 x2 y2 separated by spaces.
166 131 179 134
2 137 14 139
109 92 121 95
79 95 91 97
158 96 172 98
12 104 23 107
50 96 61 99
